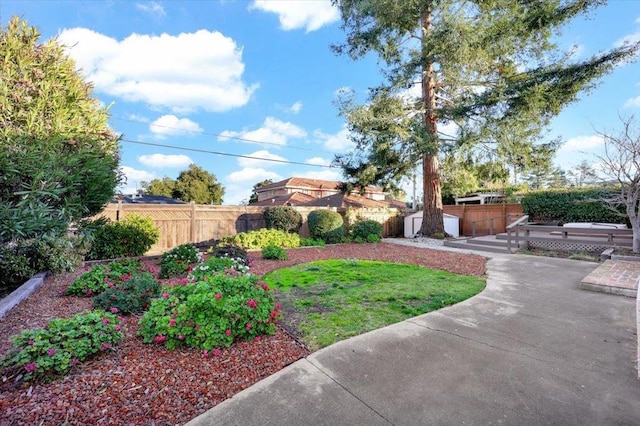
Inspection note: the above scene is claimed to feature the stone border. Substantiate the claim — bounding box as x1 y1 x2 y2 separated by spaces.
0 271 50 319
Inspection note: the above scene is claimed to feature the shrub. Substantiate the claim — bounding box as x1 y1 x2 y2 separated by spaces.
0 245 34 295
307 209 345 244
189 256 251 281
263 206 303 234
85 214 159 260
17 235 85 274
209 244 251 266
1 310 124 382
366 233 381 243
137 273 281 351
262 245 288 260
159 243 202 278
521 187 626 224
92 273 161 315
300 237 326 247
351 220 383 240
221 228 300 249
65 259 149 297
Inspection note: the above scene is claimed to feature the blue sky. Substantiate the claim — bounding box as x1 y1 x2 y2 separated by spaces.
2 0 639 204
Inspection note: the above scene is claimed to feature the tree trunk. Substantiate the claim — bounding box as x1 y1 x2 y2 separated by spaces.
419 7 444 236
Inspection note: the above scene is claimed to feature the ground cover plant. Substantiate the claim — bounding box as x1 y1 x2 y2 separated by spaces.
159 243 202 278
263 259 485 349
64 259 149 297
0 243 485 424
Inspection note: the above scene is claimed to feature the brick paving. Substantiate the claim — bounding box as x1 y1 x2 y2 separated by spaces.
581 260 640 294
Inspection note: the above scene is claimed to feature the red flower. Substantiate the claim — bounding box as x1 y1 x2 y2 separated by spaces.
245 323 252 331
154 335 167 343
214 293 223 300
247 299 258 308
169 318 176 327
225 329 232 336
213 348 221 356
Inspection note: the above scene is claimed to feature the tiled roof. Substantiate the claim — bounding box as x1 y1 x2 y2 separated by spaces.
250 192 317 206
301 193 397 209
256 177 384 194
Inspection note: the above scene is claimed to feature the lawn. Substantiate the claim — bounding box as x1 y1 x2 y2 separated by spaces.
263 259 486 350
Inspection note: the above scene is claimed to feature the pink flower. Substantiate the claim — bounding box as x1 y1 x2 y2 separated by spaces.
47 348 56 356
114 325 122 332
203 350 209 358
225 329 232 336
104 277 109 283
162 292 170 298
102 318 110 325
247 299 258 308
169 318 176 327
213 348 221 357
100 343 111 351
177 335 184 340
245 323 252 331
110 307 119 313
84 289 93 296
24 362 37 373
276 303 282 310
154 335 167 343
27 340 34 346
195 325 201 331
214 293 223 300
254 336 261 342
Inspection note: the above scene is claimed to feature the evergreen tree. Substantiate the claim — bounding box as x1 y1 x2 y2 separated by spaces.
141 177 176 198
332 0 638 235
173 164 225 204
0 17 121 242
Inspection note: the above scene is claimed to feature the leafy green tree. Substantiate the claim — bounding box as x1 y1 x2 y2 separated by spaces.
332 0 638 236
174 164 225 204
141 177 176 198
248 179 274 204
0 17 121 243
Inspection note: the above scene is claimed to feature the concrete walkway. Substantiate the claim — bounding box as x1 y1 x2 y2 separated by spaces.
188 254 639 426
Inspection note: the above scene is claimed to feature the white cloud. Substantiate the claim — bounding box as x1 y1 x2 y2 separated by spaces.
288 101 303 114
149 115 203 138
219 117 307 146
226 167 282 184
128 113 150 123
138 154 192 168
223 186 252 206
314 126 355 151
58 28 258 113
136 2 165 18
559 135 605 152
623 95 640 108
299 169 343 181
614 30 640 47
306 157 331 166
119 166 156 189
238 150 288 167
249 0 339 32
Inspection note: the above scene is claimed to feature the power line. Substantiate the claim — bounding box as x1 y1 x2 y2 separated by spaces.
119 138 336 168
112 116 336 155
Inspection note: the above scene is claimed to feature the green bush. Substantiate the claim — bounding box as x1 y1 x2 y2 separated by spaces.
521 187 626 224
85 214 159 260
366 233 381 243
351 220 383 240
17 235 85 274
300 237 326 247
0 245 34 295
189 256 251 281
263 206 303 234
159 243 202 278
209 244 252 267
307 209 345 244
221 228 300 249
1 310 124 382
137 273 281 351
92 273 161 314
262 245 288 260
65 259 149 297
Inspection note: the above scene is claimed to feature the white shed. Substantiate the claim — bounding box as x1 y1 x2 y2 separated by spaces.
404 211 460 238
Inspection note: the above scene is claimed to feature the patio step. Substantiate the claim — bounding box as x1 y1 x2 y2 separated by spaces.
444 237 519 254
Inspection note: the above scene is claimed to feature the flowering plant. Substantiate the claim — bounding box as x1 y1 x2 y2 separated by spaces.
137 273 281 351
92 273 162 314
65 259 151 296
189 255 250 281
159 243 202 278
1 310 124 382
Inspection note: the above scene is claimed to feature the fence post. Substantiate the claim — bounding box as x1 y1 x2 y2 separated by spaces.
190 202 197 243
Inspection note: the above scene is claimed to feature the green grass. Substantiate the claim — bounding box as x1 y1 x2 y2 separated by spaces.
263 259 485 350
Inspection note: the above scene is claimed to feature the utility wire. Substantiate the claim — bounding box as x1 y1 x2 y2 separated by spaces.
112 116 335 154
119 138 336 168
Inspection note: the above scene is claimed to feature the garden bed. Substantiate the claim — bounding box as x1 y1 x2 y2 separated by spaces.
0 243 485 425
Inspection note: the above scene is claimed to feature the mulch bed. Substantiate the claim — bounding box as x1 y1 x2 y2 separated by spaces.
0 242 485 425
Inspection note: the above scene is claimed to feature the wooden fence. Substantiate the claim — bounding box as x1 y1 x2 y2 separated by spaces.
98 203 403 254
443 203 524 236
